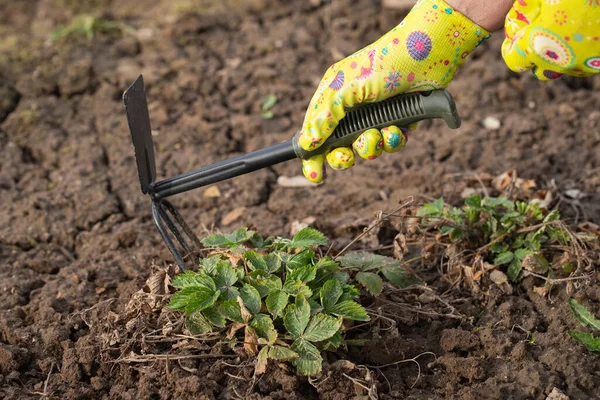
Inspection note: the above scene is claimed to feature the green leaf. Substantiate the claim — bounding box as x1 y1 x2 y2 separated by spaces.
240 284 262 316
266 290 288 318
252 275 282 298
337 252 395 272
289 227 327 249
288 264 317 283
439 225 455 236
268 346 298 360
303 314 342 342
262 94 278 111
569 298 600 331
514 248 533 260
483 197 514 210
201 227 256 248
283 279 313 297
356 272 383 296
322 330 342 350
416 203 441 217
329 300 369 321
250 314 278 344
339 284 360 302
171 270 216 292
219 299 243 323
320 280 343 311
284 295 310 338
507 258 522 281
199 255 224 275
315 257 340 272
202 306 226 328
245 251 281 273
494 251 514 266
168 287 220 315
214 263 239 299
291 339 322 376
568 330 600 353
544 209 561 223
186 309 212 334
381 265 421 288
286 249 315 270
465 195 481 208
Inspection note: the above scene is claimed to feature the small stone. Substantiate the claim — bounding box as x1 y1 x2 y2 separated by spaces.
221 207 246 226
203 186 221 197
546 387 569 400
482 116 501 130
277 175 319 188
490 270 508 285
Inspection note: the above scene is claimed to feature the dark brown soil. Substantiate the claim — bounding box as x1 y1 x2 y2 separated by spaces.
1 1 599 399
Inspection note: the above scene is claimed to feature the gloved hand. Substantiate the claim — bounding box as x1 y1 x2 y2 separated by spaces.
299 0 491 183
502 0 600 80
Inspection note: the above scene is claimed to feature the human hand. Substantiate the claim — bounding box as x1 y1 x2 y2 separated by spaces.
299 0 491 183
502 0 600 80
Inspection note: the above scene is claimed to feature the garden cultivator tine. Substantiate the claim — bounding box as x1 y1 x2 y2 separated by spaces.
123 74 462 269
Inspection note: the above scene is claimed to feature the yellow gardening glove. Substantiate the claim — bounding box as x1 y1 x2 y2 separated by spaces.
299 0 491 183
502 0 600 80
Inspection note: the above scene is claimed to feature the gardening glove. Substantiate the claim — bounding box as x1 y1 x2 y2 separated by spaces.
502 0 600 80
299 0 491 183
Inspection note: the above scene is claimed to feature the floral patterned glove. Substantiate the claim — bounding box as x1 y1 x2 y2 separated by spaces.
299 0 491 183
502 0 600 80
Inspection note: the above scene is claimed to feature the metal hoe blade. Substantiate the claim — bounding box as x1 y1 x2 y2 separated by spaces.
123 75 156 194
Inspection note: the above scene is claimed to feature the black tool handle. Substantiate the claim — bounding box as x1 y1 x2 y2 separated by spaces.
292 89 460 159
152 90 460 199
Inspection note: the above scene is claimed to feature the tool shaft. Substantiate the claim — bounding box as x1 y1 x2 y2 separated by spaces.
152 141 296 199
151 89 460 200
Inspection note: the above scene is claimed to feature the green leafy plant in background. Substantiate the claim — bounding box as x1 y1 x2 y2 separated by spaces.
568 298 600 354
167 227 419 376
260 94 277 119
417 195 572 281
49 15 123 41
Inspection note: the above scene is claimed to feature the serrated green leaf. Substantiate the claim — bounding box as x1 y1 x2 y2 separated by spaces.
255 346 269 375
339 284 360 302
268 346 298 360
381 265 421 288
494 251 514 266
245 251 281 273
291 339 322 376
315 257 340 272
483 197 514 210
322 330 342 350
286 249 315 270
569 299 600 331
288 264 317 283
252 275 282 298
219 298 243 323
283 279 313 297
544 209 561 223
168 287 219 315
200 255 224 275
201 227 256 248
214 262 238 299
240 284 261 316
568 330 600 353
202 306 226 328
329 300 369 321
416 203 441 217
356 272 383 296
303 314 342 342
171 270 216 291
186 309 212 334
284 295 310 338
514 248 533 260
250 314 277 344
337 252 393 272
307 298 323 315
266 290 288 318
507 258 522 281
289 228 327 249
320 280 343 311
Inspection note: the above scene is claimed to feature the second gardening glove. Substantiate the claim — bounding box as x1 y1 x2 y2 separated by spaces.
299 0 491 183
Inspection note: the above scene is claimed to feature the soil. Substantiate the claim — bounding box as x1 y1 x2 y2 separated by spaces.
1 1 599 399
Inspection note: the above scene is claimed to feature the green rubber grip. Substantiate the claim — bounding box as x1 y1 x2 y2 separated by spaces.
292 89 461 159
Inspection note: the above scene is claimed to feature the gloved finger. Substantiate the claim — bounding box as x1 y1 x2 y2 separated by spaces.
353 128 384 161
301 154 325 184
381 126 408 153
326 147 355 170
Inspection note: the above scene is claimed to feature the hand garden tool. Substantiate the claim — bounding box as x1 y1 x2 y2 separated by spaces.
123 74 462 270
